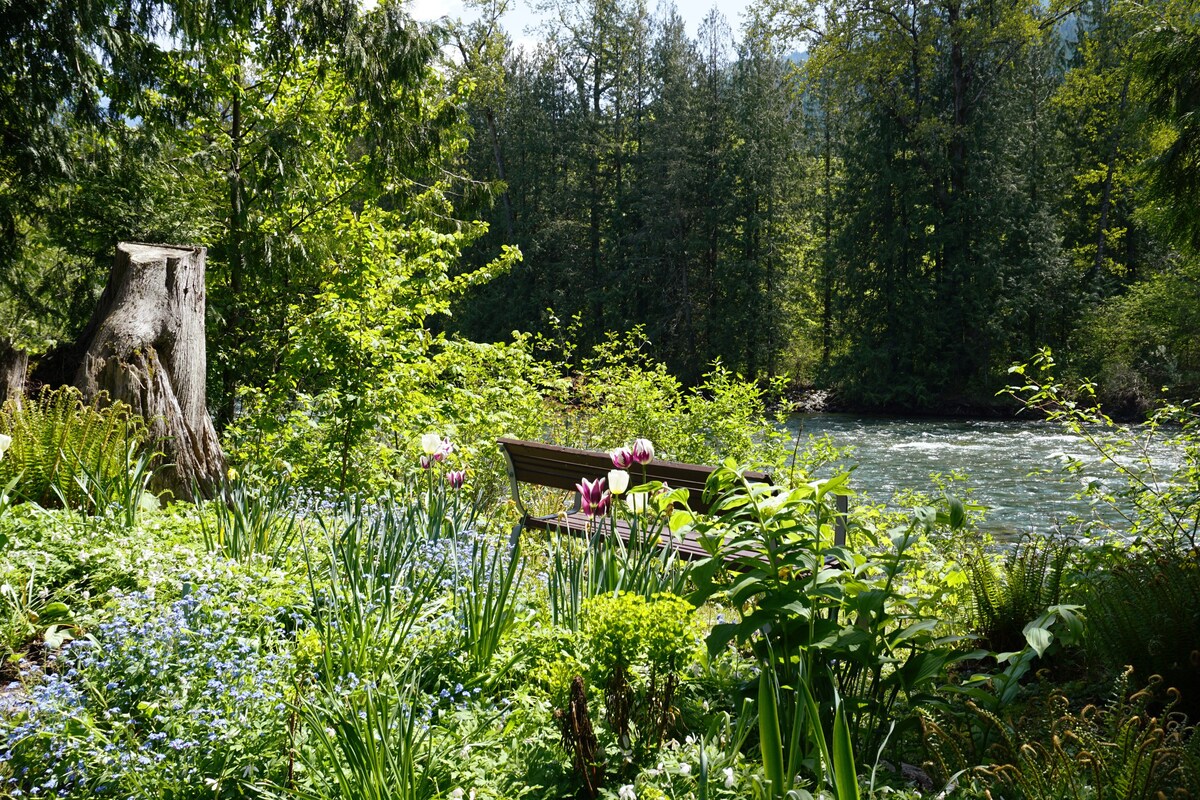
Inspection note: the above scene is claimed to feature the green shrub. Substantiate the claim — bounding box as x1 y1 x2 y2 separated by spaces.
1006 349 1200 552
583 591 701 753
688 465 961 766
1082 554 1200 715
561 328 792 473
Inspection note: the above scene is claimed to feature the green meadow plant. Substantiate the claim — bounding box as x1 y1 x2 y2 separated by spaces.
69 438 161 528
755 657 863 800
962 533 1071 653
453 533 525 681
0 433 15 519
299 672 446 800
925 602 1085 769
0 475 15 520
984 670 1198 799
1080 554 1200 714
0 562 76 653
686 464 960 775
547 530 592 631
304 493 452 682
201 476 299 566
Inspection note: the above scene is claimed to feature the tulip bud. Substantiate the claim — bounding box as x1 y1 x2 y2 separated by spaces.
0 433 10 461
631 438 655 465
625 492 649 514
420 455 432 470
446 470 465 490
609 446 634 469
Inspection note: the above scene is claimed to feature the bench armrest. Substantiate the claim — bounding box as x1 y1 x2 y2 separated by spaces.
501 443 584 520
500 444 530 520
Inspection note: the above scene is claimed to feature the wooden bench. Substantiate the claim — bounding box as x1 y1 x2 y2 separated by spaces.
498 437 783 564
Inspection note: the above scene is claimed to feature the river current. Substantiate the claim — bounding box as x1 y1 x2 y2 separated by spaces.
786 414 1179 535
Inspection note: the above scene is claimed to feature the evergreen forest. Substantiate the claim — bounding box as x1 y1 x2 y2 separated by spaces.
453 0 1200 412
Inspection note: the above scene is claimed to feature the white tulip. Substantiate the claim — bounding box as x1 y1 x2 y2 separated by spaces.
608 468 630 494
420 432 442 455
625 492 649 514
0 433 10 460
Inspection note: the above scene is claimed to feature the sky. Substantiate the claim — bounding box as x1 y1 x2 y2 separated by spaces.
408 0 758 50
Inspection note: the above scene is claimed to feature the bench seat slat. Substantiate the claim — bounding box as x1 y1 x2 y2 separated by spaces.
523 512 755 562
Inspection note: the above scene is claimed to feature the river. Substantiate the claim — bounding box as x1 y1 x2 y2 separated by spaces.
786 414 1180 535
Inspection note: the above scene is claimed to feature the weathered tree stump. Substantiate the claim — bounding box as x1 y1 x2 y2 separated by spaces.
0 340 27 404
66 243 225 499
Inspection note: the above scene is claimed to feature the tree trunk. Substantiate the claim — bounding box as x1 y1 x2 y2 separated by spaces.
0 340 27 404
68 242 225 499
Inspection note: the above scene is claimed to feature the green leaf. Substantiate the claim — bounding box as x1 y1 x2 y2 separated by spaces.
947 496 966 529
40 602 71 622
758 669 785 799
43 624 74 650
1023 625 1052 657
832 697 861 800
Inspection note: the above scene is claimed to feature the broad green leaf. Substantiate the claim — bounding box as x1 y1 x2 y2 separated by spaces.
1023 625 1052 657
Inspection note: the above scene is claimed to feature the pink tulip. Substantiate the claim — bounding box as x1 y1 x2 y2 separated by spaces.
447 470 466 490
433 438 453 463
631 438 655 465
576 477 610 516
420 455 433 470
610 446 635 469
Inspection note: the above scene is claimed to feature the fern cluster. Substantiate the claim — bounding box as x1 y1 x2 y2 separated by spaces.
963 534 1070 652
0 387 147 511
922 670 1199 797
1083 555 1200 716
993 670 1198 798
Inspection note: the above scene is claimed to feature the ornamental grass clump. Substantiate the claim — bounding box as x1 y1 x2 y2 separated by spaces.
201 476 299 566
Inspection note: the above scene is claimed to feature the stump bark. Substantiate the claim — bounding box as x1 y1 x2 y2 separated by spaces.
68 243 225 499
0 340 27 404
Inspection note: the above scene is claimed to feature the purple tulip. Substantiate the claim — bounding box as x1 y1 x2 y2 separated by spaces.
447 470 466 490
631 438 655 465
610 447 635 469
576 477 610 517
420 455 433 470
433 438 453 463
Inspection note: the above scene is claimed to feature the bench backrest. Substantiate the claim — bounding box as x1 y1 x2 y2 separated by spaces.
498 437 770 515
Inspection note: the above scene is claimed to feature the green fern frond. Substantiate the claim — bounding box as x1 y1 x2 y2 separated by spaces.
962 534 1071 652
0 386 147 512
